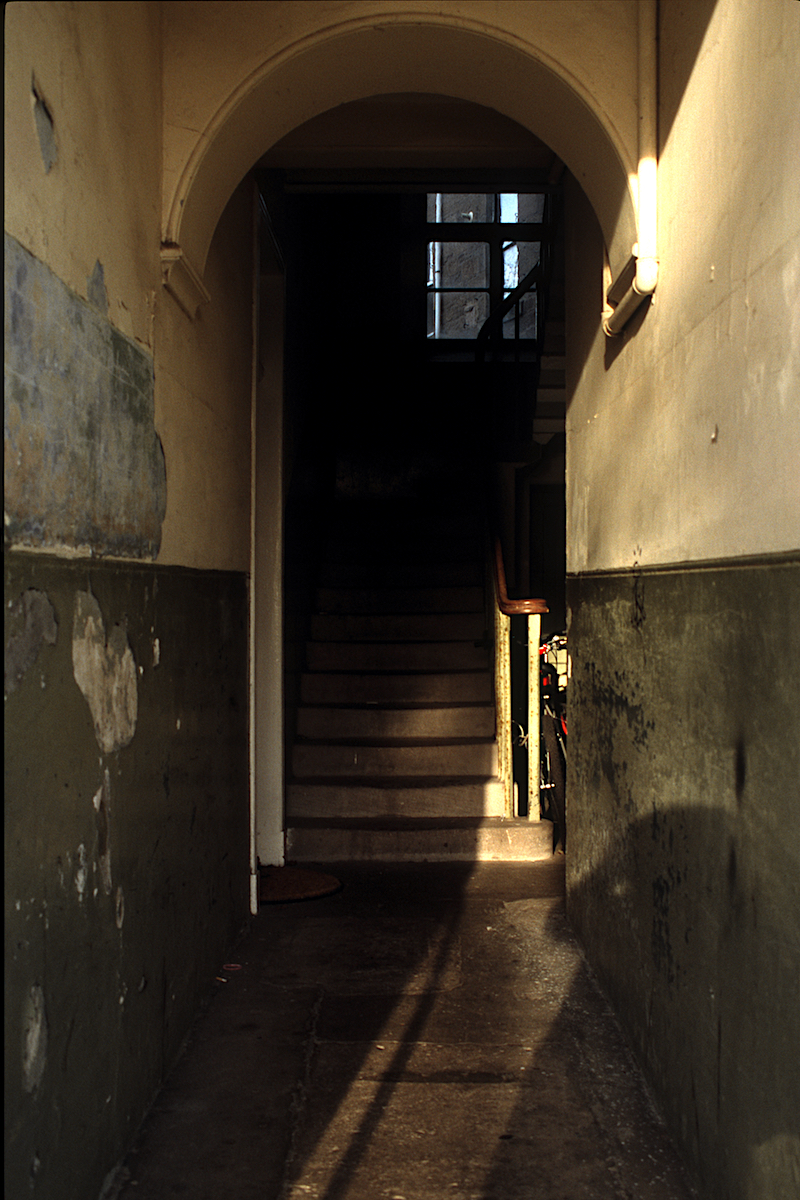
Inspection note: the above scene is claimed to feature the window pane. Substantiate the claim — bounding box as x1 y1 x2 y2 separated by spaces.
500 194 518 223
439 291 490 338
503 242 519 291
502 291 538 339
501 194 547 224
517 241 541 278
502 242 540 292
517 194 546 223
428 242 489 289
518 291 538 339
427 194 496 223
427 193 545 224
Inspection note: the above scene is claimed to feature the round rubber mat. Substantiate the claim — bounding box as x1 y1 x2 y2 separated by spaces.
259 865 341 904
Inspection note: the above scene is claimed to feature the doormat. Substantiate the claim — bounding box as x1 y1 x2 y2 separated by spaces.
259 865 341 904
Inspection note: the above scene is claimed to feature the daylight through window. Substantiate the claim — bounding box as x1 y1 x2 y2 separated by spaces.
426 193 545 340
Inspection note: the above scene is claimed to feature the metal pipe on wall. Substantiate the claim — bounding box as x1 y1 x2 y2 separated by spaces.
604 0 659 336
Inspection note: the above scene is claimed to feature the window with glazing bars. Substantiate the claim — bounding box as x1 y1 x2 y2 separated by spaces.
427 193 545 339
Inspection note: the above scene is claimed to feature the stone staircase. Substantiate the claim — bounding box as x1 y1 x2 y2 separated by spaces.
285 490 554 862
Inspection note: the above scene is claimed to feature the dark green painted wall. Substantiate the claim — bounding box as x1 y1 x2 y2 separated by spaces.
4 553 249 1200
566 557 800 1200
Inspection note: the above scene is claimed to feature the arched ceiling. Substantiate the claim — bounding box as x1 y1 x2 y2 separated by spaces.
161 10 639 307
258 93 559 173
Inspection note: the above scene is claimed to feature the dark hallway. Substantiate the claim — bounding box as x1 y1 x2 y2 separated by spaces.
112 860 698 1200
268 167 568 863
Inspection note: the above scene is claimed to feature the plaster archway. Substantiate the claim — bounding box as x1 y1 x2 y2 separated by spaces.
163 12 639 309
165 9 642 876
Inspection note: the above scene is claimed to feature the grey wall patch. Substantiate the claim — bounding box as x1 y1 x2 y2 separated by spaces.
93 770 113 895
22 984 48 1092
87 260 109 316
72 591 138 754
4 589 58 695
31 78 57 173
4 233 166 556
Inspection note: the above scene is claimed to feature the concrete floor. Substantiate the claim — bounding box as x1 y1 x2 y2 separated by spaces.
112 860 698 1200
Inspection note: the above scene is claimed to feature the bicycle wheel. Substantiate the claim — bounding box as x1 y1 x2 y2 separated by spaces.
542 711 566 851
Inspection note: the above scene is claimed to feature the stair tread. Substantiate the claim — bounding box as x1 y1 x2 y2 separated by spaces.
285 819 555 862
301 672 493 704
311 613 486 638
289 774 501 787
295 738 495 747
287 816 540 829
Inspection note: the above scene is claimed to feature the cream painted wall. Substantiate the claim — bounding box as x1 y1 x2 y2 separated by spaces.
162 0 638 189
567 0 800 572
4 3 254 573
155 180 254 572
4 1 161 350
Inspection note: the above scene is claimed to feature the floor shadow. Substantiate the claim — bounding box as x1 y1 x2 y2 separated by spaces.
480 803 799 1200
112 854 707 1199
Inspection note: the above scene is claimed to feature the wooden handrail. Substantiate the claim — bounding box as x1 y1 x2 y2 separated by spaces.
494 537 549 616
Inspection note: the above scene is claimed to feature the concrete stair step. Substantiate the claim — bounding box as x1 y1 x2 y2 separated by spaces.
285 817 556 862
319 561 483 588
535 387 566 408
327 511 483 538
531 417 565 436
317 586 484 614
301 671 493 705
305 641 489 673
286 780 507 819
292 741 498 780
296 704 495 742
310 611 486 642
323 542 483 564
543 320 565 355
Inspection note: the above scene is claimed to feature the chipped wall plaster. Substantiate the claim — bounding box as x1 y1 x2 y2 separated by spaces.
72 591 138 755
22 984 48 1093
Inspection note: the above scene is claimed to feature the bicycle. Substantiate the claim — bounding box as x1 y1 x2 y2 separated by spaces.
540 632 568 852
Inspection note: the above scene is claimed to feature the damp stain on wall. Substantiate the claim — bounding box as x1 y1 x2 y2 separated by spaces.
4 232 166 556
4 588 58 694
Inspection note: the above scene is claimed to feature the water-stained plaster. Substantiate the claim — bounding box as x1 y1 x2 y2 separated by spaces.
4 588 58 695
4 233 166 557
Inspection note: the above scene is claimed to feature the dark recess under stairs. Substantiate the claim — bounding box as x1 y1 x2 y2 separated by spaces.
286 488 554 861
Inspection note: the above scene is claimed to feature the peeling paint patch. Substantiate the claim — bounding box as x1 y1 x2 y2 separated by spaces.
93 770 113 895
4 589 57 695
75 844 88 901
72 591 138 754
22 985 47 1092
